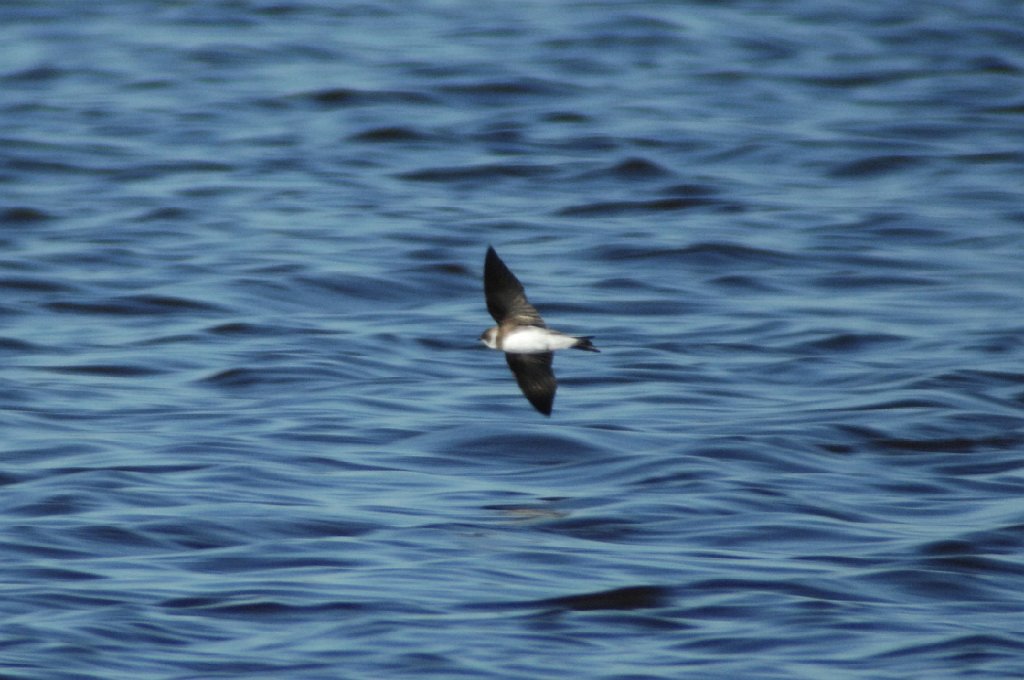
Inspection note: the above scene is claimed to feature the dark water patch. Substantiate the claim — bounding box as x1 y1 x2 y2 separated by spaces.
205 321 294 337
542 110 590 124
1 206 52 223
76 524 167 549
829 154 927 178
968 54 1022 75
349 126 433 143
398 162 557 183
872 435 1021 455
30 593 126 611
0 277 78 293
199 367 301 389
111 160 236 182
54 463 207 477
839 419 1024 459
658 182 722 198
794 332 905 353
40 364 165 378
959 524 1024 555
592 276 666 293
46 294 224 316
914 553 1024 579
709 274 779 292
14 566 104 582
551 133 620 153
405 256 471 277
179 183 246 200
981 100 1024 115
187 43 273 67
848 398 952 412
594 242 794 268
556 196 726 217
415 336 471 351
626 461 711 489
438 77 572 101
532 585 674 612
10 493 95 517
796 68 926 90
162 595 371 618
811 272 939 290
911 368 1024 391
0 336 42 352
538 516 646 543
871 633 1024 665
955 150 1024 165
918 539 977 557
3 64 72 83
137 206 192 221
4 155 96 176
581 157 673 181
292 87 434 109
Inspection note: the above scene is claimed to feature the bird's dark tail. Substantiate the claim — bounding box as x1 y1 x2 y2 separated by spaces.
573 336 599 352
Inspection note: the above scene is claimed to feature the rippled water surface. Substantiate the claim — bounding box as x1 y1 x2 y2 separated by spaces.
3 1 1024 678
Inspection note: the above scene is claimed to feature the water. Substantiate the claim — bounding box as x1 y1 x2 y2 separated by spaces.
3 1 1024 678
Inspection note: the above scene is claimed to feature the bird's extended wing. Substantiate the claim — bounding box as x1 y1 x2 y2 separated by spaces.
505 352 556 416
484 246 545 326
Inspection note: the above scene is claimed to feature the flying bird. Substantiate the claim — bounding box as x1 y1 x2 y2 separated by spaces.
480 246 598 415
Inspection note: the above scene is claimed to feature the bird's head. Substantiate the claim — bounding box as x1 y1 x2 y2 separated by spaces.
480 327 498 349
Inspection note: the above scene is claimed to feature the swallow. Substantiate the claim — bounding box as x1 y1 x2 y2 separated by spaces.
480 245 598 415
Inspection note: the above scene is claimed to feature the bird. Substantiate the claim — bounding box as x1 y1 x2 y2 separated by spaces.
480 245 598 415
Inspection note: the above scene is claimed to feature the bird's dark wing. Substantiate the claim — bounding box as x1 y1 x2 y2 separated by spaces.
484 246 545 326
505 352 556 416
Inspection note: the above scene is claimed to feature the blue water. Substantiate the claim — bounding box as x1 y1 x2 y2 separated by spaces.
3 2 1024 678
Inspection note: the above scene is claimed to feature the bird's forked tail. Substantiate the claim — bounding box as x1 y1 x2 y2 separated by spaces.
573 336 599 352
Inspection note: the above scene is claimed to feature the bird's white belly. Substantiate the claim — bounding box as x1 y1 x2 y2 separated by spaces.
501 326 576 353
